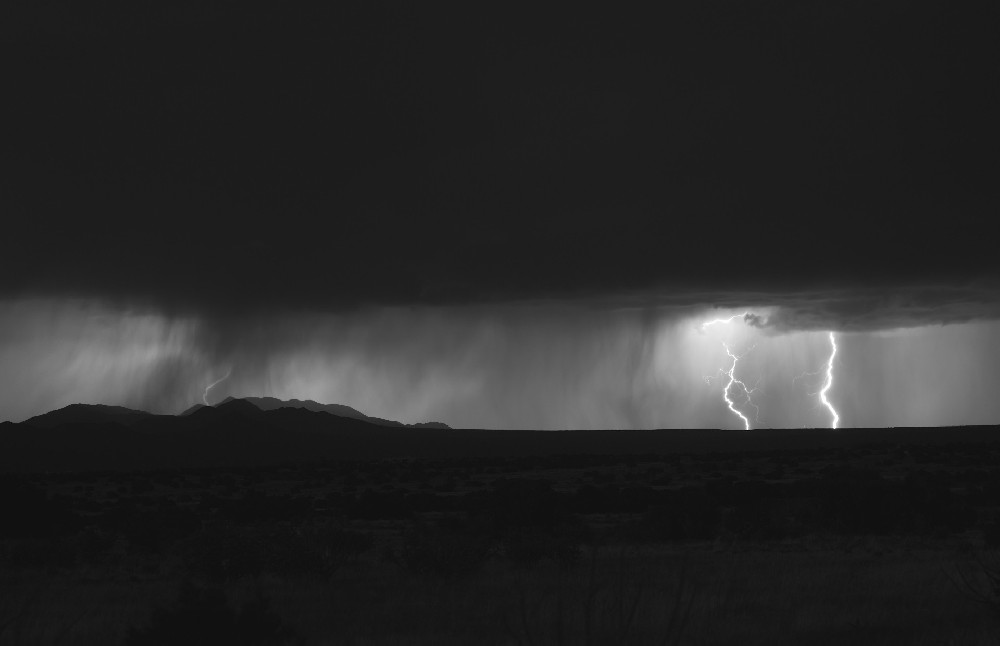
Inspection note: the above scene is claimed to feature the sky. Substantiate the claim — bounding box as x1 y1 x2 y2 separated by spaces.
1 3 998 428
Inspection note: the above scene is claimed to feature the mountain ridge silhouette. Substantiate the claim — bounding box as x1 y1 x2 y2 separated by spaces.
6 399 1000 474
7 397 454 472
24 403 154 429
220 396 450 429
26 397 450 430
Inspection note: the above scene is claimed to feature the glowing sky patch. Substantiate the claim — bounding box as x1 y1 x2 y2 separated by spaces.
3 299 1000 428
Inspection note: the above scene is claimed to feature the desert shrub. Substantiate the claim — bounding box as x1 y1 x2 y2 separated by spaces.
405 491 456 512
256 527 324 577
978 473 1000 506
103 502 201 553
508 548 698 646
350 489 411 519
317 491 353 513
129 478 155 494
126 580 301 645
68 526 120 565
616 486 661 513
501 527 582 568
984 523 1000 548
474 479 575 535
319 526 375 567
724 497 819 540
819 475 901 535
639 488 722 541
214 492 312 523
900 476 976 535
394 524 493 578
177 520 375 580
0 480 79 538
259 523 374 576
177 524 264 581
819 473 975 536
572 484 623 513
8 537 78 569
4 526 119 570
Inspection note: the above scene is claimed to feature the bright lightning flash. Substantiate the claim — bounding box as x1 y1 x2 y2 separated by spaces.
819 332 839 429
699 312 749 332
716 343 758 430
203 368 232 406
700 312 759 430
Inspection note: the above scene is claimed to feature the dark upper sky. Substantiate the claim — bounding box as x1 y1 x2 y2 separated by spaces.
3 2 998 314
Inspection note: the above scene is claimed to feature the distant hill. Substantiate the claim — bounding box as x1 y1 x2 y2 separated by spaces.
5 399 1000 474
1 397 454 472
224 396 370 420
22 397 449 430
24 404 153 429
227 396 451 429
179 403 206 416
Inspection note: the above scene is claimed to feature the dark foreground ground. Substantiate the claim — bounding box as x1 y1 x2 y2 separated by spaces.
5 430 1000 644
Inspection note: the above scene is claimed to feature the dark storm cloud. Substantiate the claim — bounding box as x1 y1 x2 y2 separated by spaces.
596 281 1000 333
740 284 1000 333
1 2 997 314
4 2 1000 429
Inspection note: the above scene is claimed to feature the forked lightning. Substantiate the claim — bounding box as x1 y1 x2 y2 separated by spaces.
203 368 232 406
699 312 749 331
720 342 759 430
700 312 759 430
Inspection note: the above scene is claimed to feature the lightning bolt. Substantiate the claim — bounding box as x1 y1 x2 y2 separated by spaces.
819 332 839 429
792 332 840 428
202 368 232 406
699 311 749 332
700 310 760 430
706 342 758 430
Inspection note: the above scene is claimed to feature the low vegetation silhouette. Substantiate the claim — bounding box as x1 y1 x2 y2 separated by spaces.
126 580 301 646
3 401 1000 643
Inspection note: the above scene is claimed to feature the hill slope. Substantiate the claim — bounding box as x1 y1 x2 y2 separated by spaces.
227 396 450 429
24 404 153 429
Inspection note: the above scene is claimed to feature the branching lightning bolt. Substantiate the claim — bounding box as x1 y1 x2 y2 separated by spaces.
819 332 839 429
700 311 760 430
699 312 749 332
203 368 232 406
709 342 759 430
